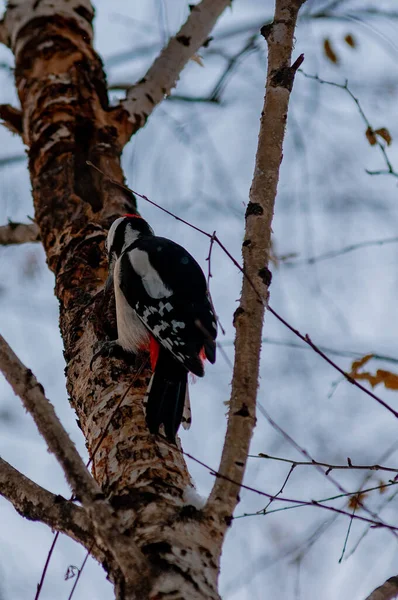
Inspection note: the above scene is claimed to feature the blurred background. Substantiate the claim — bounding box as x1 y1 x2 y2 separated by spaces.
1 0 398 598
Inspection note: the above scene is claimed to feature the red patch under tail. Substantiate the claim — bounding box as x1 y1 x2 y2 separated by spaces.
150 336 160 370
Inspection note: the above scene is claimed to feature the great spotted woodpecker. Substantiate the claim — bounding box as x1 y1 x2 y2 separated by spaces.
91 214 217 443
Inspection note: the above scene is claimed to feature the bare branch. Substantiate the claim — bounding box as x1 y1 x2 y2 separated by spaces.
299 70 398 178
0 333 150 589
205 0 306 523
365 576 398 600
0 456 98 552
0 20 9 47
115 0 232 144
0 221 40 245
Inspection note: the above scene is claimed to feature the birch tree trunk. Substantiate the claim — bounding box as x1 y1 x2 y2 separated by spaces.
0 0 305 598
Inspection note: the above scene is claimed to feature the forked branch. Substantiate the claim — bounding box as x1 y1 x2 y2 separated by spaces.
0 456 100 556
0 333 150 590
115 0 232 144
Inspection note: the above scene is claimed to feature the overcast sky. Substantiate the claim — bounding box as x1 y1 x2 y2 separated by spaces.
1 1 398 599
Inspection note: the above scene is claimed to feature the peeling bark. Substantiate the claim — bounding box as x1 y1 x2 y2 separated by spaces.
1 0 306 596
2 1 230 598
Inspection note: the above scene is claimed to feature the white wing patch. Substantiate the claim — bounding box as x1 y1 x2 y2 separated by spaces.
129 248 173 299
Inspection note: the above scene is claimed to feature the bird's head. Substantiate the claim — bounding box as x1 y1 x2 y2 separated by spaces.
104 214 154 292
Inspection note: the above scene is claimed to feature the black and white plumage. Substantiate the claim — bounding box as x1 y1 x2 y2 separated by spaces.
100 214 217 442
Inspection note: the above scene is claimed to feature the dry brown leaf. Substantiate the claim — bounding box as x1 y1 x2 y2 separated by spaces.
344 34 356 48
350 354 374 374
374 369 398 390
378 480 388 494
365 127 377 146
323 39 339 64
348 354 398 390
348 492 367 510
374 127 392 146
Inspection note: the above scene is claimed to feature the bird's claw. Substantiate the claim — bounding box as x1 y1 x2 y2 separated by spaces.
90 340 119 371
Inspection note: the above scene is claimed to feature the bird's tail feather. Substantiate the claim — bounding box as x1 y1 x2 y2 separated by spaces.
145 347 187 443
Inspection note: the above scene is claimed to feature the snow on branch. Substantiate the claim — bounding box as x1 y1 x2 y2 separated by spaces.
0 456 98 552
365 576 398 600
0 333 150 588
115 0 231 144
0 221 40 245
205 0 306 524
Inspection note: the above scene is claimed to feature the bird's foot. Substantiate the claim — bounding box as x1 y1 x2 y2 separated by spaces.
90 340 120 370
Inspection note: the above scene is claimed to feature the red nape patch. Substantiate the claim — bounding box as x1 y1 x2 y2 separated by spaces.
150 336 160 370
124 213 143 219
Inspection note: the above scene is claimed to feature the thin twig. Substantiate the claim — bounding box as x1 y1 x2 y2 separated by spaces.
67 549 91 600
283 235 398 266
87 160 398 422
220 336 398 366
249 453 398 475
181 449 398 531
234 481 397 519
256 402 396 535
299 70 398 178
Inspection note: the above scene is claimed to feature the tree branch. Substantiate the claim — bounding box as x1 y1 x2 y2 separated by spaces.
0 333 151 590
205 0 306 523
0 103 23 136
114 0 231 144
365 576 398 600
0 20 9 47
0 456 100 554
0 221 40 245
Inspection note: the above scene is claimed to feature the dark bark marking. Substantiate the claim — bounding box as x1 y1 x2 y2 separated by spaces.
258 266 272 287
245 202 263 218
233 306 244 326
234 404 249 417
74 5 94 23
260 23 273 40
176 35 191 46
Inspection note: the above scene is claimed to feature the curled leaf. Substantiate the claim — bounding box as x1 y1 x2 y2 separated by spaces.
323 38 339 64
374 127 392 146
344 34 356 48
348 492 367 510
365 127 377 146
350 354 374 374
378 480 388 494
